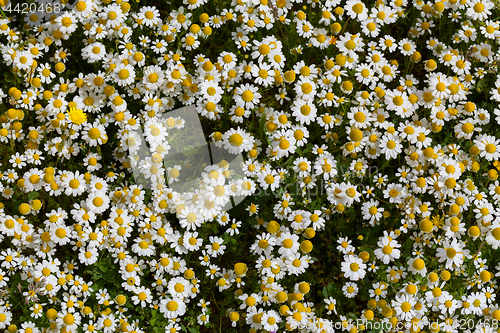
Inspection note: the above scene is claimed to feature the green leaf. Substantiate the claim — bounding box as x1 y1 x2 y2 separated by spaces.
150 317 156 326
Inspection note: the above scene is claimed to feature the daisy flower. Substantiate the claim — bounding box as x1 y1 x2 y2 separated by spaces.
82 42 107 63
454 118 481 140
361 18 381 37
385 89 412 117
379 35 398 52
142 65 164 90
348 106 373 128
261 310 281 332
9 152 27 168
257 168 280 191
485 223 500 249
296 20 314 38
178 205 204 231
226 219 242 236
251 39 276 63
436 238 469 269
251 62 274 87
78 247 99 265
199 80 223 103
361 199 384 224
96 313 117 333
475 134 500 161
480 20 499 38
345 0 369 21
234 83 261 110
206 236 226 257
167 277 191 299
289 99 318 126
56 12 78 34
218 51 237 70
37 63 56 84
56 311 82 332
313 155 338 180
407 257 427 277
374 234 401 264
293 157 312 178
183 231 202 251
114 63 135 87
466 0 494 21
276 232 300 258
392 294 417 321
62 171 86 196
354 63 379 86
131 237 155 256
14 51 34 71
310 28 330 49
82 122 107 146
336 32 365 58
229 106 250 123
294 77 317 100
101 3 125 28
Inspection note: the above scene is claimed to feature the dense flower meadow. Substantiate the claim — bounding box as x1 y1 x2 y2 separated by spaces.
1 0 500 332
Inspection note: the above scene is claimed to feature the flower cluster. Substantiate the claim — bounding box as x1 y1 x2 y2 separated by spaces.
1 0 500 332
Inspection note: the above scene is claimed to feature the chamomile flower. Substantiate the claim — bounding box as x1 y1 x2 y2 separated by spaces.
226 219 242 236
485 223 500 249
78 246 99 265
234 83 261 110
361 199 384 224
436 239 469 269
167 277 191 299
379 133 403 160
138 6 161 27
276 231 300 258
345 0 369 21
261 310 281 331
392 294 417 321
475 134 500 161
291 99 317 125
466 0 494 21
257 168 280 191
294 77 317 100
62 171 86 196
178 205 204 231
341 255 367 281
343 282 359 298
337 32 365 58
82 122 107 146
374 234 401 264
223 127 254 154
